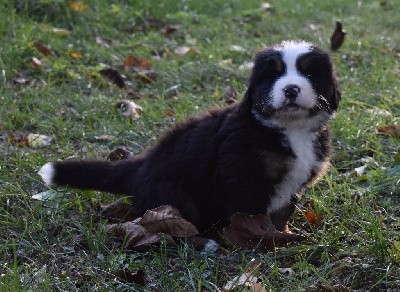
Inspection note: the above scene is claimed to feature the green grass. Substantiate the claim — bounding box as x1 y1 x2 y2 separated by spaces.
1 0 399 290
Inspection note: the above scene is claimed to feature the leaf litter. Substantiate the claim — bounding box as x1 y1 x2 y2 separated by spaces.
106 205 199 249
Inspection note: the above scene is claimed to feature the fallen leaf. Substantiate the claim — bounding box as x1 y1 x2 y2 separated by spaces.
304 210 322 226
107 147 133 161
223 213 304 249
100 201 138 221
377 125 400 138
5 134 29 146
223 259 265 292
31 57 43 69
330 21 346 51
161 24 182 35
29 78 47 88
354 165 367 176
115 100 143 119
139 205 199 237
163 108 176 117
32 190 59 201
13 76 30 85
229 45 245 52
95 36 113 47
28 133 52 148
69 1 89 12
33 41 56 58
123 55 150 69
100 68 125 88
69 51 83 59
174 46 199 56
94 134 115 141
52 27 71 36
106 219 171 249
261 2 272 10
136 69 158 84
113 269 146 285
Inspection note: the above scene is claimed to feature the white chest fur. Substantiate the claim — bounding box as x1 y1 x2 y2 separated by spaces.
267 129 319 215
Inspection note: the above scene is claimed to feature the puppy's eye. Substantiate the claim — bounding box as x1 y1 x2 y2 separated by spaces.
265 59 284 78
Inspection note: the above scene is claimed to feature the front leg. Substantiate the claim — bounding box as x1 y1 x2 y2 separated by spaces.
268 202 296 232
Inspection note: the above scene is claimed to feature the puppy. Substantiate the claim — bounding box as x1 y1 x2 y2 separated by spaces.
39 40 340 233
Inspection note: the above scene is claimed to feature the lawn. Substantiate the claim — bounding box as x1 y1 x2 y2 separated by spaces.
1 0 399 290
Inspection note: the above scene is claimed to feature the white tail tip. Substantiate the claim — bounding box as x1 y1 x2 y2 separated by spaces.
38 162 55 186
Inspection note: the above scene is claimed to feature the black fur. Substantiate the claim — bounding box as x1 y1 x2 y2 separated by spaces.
42 41 340 233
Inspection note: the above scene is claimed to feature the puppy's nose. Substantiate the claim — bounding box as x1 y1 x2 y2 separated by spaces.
283 84 301 100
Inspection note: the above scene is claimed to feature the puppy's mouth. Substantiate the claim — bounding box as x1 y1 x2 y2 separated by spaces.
276 102 307 113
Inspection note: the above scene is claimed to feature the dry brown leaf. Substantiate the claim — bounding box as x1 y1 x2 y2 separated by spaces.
223 213 304 249
33 41 56 58
69 1 88 12
377 125 400 138
161 24 182 35
69 51 83 59
330 21 346 51
100 68 125 88
136 69 158 84
106 219 172 249
100 201 137 221
304 210 322 226
115 100 143 119
139 205 199 237
95 36 112 47
123 55 150 69
163 108 176 117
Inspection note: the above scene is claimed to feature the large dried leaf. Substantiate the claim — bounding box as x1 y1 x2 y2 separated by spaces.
139 205 199 237
123 55 150 69
95 36 113 47
100 68 125 88
223 213 304 249
330 21 346 51
33 41 56 58
106 219 172 249
377 125 400 138
100 201 137 221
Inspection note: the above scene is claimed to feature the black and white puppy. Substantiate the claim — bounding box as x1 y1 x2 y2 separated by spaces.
39 40 340 233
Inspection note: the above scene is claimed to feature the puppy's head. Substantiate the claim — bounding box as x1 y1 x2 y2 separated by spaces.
244 40 341 129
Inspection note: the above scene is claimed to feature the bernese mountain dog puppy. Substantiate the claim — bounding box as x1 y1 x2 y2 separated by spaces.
39 40 341 234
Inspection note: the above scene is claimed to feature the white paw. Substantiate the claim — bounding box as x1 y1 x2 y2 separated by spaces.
38 162 54 186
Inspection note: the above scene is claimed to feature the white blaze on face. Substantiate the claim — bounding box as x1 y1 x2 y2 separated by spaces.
271 41 317 109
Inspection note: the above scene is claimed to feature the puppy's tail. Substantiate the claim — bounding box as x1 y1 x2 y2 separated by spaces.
38 159 139 194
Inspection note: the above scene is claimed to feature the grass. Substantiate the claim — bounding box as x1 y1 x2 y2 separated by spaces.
1 0 399 290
